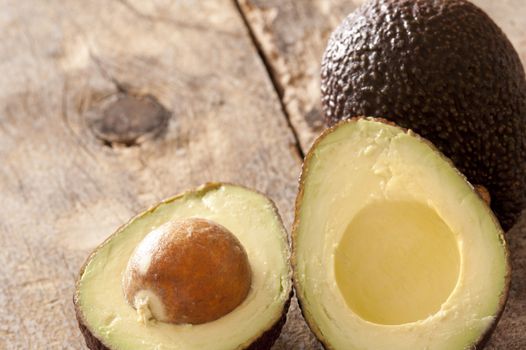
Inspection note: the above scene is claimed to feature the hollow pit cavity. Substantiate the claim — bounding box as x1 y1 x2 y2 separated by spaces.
334 201 460 325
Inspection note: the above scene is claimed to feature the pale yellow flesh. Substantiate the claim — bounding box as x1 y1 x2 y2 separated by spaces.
295 119 509 350
77 185 291 350
335 200 460 325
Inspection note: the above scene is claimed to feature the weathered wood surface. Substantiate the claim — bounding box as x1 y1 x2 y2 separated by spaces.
1 0 525 349
238 1 526 349
0 0 312 348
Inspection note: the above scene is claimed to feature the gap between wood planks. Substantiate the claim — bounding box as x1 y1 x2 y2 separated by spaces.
233 0 305 159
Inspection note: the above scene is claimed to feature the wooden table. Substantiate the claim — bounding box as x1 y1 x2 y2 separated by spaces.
1 0 524 348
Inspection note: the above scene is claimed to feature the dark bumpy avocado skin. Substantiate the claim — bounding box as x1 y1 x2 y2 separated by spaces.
321 0 526 230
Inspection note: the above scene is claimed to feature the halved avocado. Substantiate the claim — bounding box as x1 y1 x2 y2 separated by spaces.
74 183 292 350
293 119 510 349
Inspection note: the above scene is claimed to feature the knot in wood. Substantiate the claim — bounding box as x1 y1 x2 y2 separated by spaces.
90 94 170 146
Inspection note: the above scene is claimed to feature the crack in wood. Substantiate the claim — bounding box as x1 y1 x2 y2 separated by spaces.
233 0 305 159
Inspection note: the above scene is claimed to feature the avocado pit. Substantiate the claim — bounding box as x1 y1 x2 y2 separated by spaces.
122 217 252 325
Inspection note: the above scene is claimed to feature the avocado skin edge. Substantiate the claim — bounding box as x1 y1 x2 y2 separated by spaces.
74 294 291 350
321 0 526 231
291 118 511 350
73 182 293 350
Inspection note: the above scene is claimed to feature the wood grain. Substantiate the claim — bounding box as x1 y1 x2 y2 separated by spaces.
0 0 306 348
2 0 525 349
238 0 526 348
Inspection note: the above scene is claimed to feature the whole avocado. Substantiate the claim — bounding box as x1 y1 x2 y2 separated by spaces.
321 0 526 230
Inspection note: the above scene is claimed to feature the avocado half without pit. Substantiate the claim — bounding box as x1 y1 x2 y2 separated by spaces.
293 119 510 350
74 183 292 350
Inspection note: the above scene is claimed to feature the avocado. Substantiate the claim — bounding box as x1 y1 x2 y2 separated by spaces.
320 0 526 230
74 183 292 350
293 119 510 349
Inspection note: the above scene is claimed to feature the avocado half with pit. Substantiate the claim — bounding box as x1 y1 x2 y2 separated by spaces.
74 183 292 350
292 119 510 349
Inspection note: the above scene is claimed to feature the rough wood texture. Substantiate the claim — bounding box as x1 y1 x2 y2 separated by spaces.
2 0 525 349
238 0 526 348
0 0 305 348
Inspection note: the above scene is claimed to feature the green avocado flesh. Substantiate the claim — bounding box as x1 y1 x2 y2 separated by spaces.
293 119 509 350
75 184 291 350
